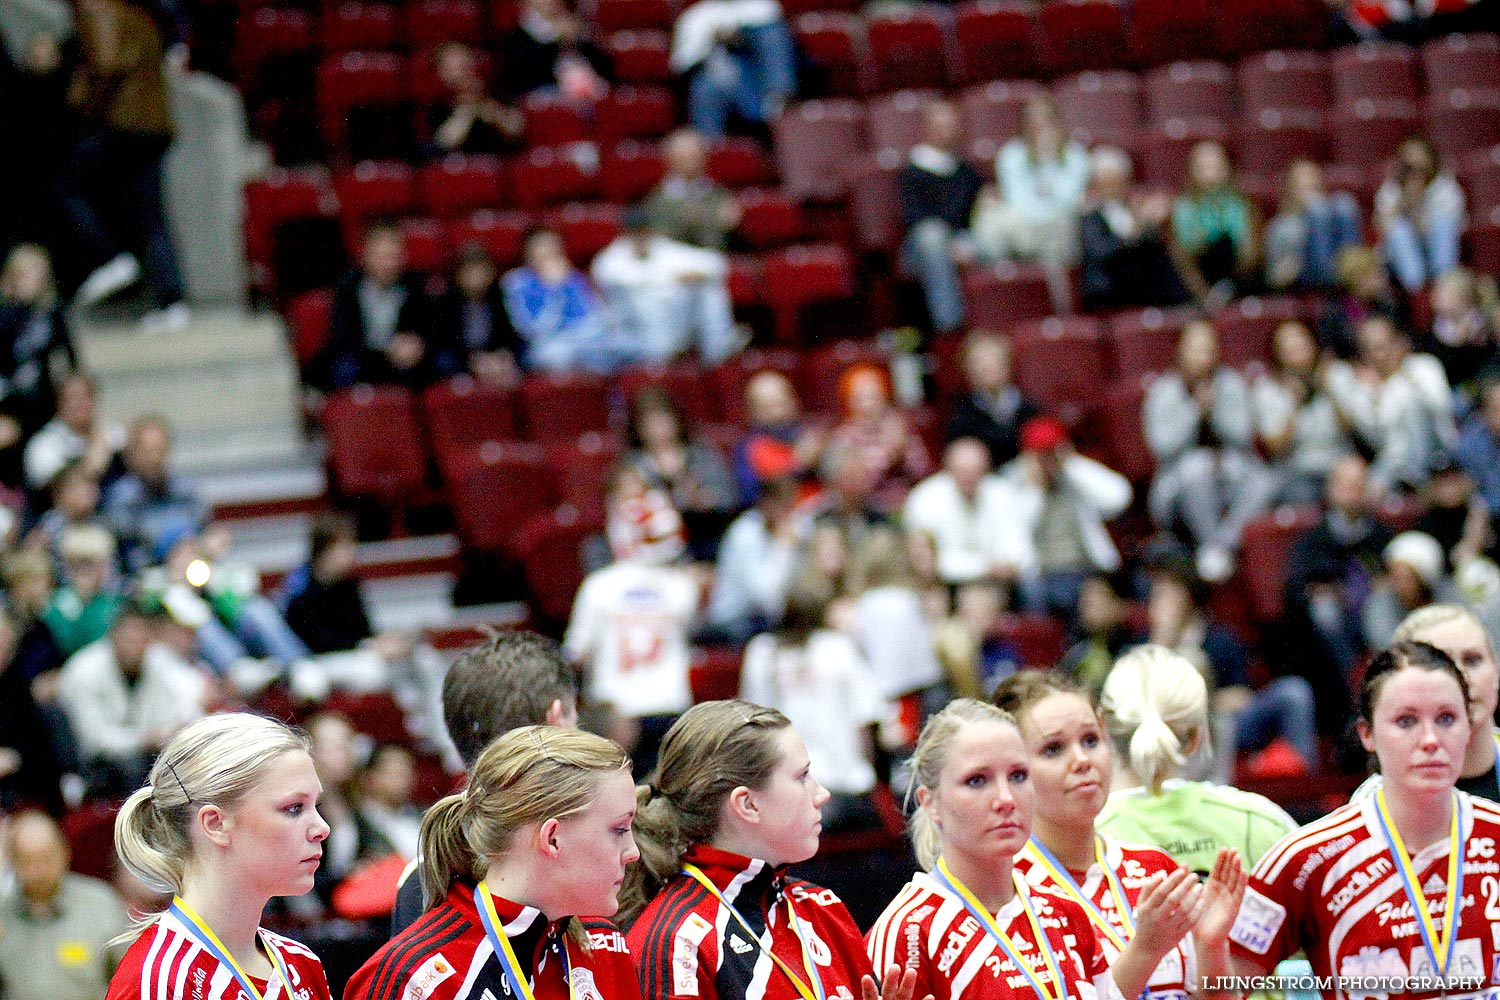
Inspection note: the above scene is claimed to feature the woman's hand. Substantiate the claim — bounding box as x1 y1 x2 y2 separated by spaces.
1195 848 1247 949
1131 867 1205 961
862 964 933 1000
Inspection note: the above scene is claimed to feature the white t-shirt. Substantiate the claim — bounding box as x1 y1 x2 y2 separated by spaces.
850 585 944 699
903 472 1012 584
739 630 884 794
563 560 698 718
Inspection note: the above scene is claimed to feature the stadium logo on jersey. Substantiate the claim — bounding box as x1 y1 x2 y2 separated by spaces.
804 926 832 966
402 953 457 1000
588 931 628 954
1327 856 1396 916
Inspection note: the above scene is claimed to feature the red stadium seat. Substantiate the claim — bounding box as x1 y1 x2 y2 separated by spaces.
446 209 529 268
1053 70 1142 149
415 155 505 218
773 99 868 201
618 362 718 425
1421 32 1500 95
521 92 593 147
779 0 856 16
421 376 520 478
509 146 601 209
235 7 315 96
596 86 678 145
323 385 429 504
1137 118 1229 189
1220 0 1324 55
1010 317 1109 424
1329 42 1419 105
548 201 623 263
316 51 412 161
737 188 805 250
845 151 904 253
606 29 673 84
1129 0 1220 66
727 254 764 307
447 442 555 553
599 140 667 204
1329 99 1422 171
244 166 337 277
868 89 941 157
961 79 1049 154
286 290 333 366
320 2 400 52
405 0 482 49
1213 296 1307 369
1038 0 1129 76
1144 61 1236 125
1232 109 1329 178
398 216 448 272
867 7 952 92
1109 307 1190 380
62 801 120 882
1098 379 1153 481
962 262 1053 329
545 433 624 516
1240 506 1319 621
516 504 603 624
333 161 416 236
953 0 1041 85
801 339 892 414
706 138 779 189
795 12 873 97
761 244 858 343
518 371 614 440
1467 145 1500 218
1426 89 1500 163
994 614 1065 669
691 646 744 702
1236 49 1330 118
709 348 804 424
1472 218 1500 278
593 0 676 33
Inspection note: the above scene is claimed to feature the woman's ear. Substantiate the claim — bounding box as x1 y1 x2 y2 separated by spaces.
724 786 758 827
1184 727 1203 756
1357 719 1375 756
915 786 938 830
196 804 232 847
537 818 563 857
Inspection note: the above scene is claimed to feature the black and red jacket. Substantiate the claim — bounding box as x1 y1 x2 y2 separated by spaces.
628 845 874 1000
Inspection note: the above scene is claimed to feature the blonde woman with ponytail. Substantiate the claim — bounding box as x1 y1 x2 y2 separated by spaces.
106 713 332 1000
1095 646 1297 877
624 700 919 1000
344 726 643 1000
868 699 1128 1000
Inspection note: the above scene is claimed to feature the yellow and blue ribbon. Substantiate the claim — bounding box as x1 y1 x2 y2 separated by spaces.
1372 789 1463 980
474 882 576 1000
1022 837 1135 953
168 897 295 1000
932 858 1064 1000
681 864 824 1000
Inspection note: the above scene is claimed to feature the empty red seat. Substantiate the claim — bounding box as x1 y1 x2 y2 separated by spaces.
801 339 891 413
867 7 952 92
245 167 337 276
333 161 416 233
510 146 601 209
1129 0 1220 66
1213 296 1306 369
321 2 400 52
316 51 410 158
709 348 804 424
762 244 858 344
953 0 1041 84
235 7 315 89
727 254 763 307
1053 70 1142 149
1237 49 1330 120
1010 317 1109 422
1221 0 1324 55
1426 89 1500 163
548 202 623 263
1038 0 1129 75
519 372 613 440
691 646 744 702
286 289 334 367
446 209 529 268
1422 32 1500 94
323 385 429 503
599 140 667 204
597 86 678 145
961 79 1049 153
1233 109 1329 177
868 88 941 156
422 376 521 476
795 12 873 96
773 99 868 201
593 0 676 33
516 505 602 624
1099 380 1153 481
1329 99 1421 170
521 92 593 147
1329 42 1419 105
545 433 624 516
1109 307 1190 380
1144 60 1236 125
1472 219 1500 279
845 151 904 252
447 442 555 553
1137 118 1229 188
415 155 505 218
1466 145 1500 218
706 138 779 189
993 614 1065 669
405 0 482 49
398 216 449 272
618 362 718 425
1240 506 1319 621
606 29 673 84
737 188 805 250
962 262 1053 329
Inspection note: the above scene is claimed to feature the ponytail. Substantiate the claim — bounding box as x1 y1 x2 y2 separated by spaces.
114 786 191 897
419 792 475 909
1099 645 1208 794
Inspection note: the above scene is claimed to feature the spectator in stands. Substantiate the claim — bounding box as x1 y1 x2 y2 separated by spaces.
326 222 442 390
1375 136 1466 292
1145 320 1277 583
498 0 610 102
643 128 741 250
55 597 207 795
305 711 363 905
352 743 423 861
1424 267 1500 393
503 227 634 373
828 363 931 512
897 100 984 335
740 578 885 832
945 330 1039 469
1060 572 1136 696
3 549 66 684
1079 146 1190 311
42 524 121 658
1458 376 1500 514
1284 454 1392 716
1356 313 1458 497
591 207 742 366
626 386 737 558
903 436 1010 588
0 605 73 815
1264 159 1362 292
0 811 129 1000
285 512 376 654
705 477 808 643
2 34 70 252
22 372 124 497
932 578 1021 698
669 0 794 138
1318 244 1411 359
1252 319 1362 505
433 243 521 388
27 462 111 573
970 93 1089 313
1414 458 1494 575
808 441 888 548
733 369 825 504
425 41 523 158
102 414 206 573
0 245 77 485
994 416 1132 618
563 465 698 775
61 0 188 334
846 526 947 753
1363 530 1455 648
1171 140 1257 303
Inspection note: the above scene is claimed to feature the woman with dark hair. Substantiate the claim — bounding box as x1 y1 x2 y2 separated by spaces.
626 386 737 557
1376 136 1466 292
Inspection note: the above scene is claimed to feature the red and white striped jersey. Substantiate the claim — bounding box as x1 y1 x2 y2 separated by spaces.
865 870 1121 1000
1230 791 1500 1000
106 912 330 1000
1015 838 1195 1000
